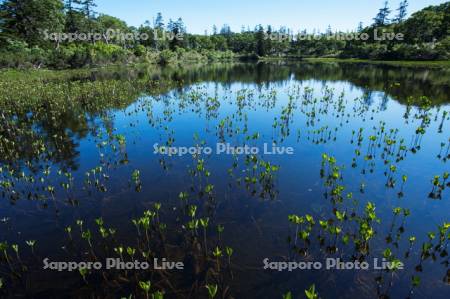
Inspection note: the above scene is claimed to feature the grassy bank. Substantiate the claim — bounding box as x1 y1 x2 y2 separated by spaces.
250 55 450 68
302 58 450 68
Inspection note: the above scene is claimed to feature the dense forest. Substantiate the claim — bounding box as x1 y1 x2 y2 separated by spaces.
0 0 449 68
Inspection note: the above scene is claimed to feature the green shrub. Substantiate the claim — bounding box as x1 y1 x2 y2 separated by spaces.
133 45 147 57
159 49 177 65
0 39 32 68
90 42 129 65
435 37 450 60
29 46 50 67
68 44 92 68
178 49 205 62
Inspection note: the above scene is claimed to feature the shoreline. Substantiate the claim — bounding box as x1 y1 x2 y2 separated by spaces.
2 56 449 74
301 57 450 68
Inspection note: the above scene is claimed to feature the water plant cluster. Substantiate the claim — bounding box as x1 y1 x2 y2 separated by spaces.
288 154 449 298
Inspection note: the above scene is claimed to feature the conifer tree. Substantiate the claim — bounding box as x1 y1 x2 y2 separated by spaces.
373 1 391 26
395 0 408 23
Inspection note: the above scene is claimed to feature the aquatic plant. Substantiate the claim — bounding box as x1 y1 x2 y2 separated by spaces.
205 284 218 299
282 291 292 299
139 281 151 299
200 217 209 256
79 267 88 284
305 285 319 299
25 240 36 254
132 169 142 192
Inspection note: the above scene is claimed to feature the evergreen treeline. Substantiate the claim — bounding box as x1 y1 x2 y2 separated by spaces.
0 0 448 69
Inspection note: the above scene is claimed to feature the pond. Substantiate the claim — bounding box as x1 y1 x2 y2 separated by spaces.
0 61 449 298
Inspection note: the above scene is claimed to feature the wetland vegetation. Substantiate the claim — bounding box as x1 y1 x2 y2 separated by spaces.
0 61 449 298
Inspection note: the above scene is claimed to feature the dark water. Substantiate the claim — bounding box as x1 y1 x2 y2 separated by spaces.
0 62 449 298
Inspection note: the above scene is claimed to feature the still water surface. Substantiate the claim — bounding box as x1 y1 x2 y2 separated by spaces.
0 62 449 298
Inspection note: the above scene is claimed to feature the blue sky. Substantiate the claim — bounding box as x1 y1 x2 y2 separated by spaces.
95 0 447 34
